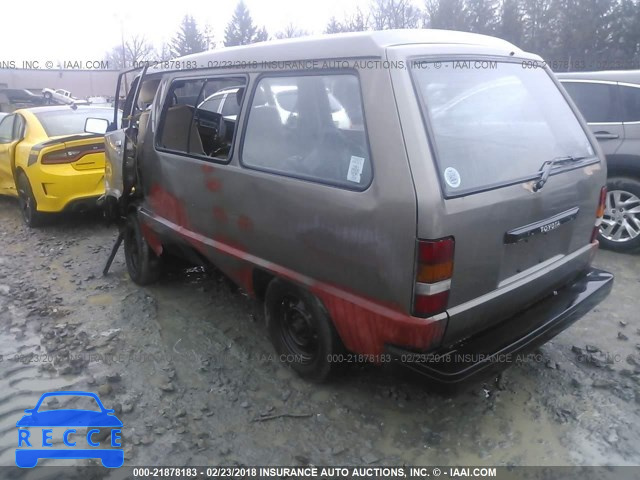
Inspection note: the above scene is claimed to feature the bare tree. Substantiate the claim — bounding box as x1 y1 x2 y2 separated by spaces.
371 0 423 29
203 24 216 50
103 35 156 69
344 7 372 31
155 43 173 62
276 23 309 39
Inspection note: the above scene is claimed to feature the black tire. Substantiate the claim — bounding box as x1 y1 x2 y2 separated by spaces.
264 279 343 382
16 172 46 228
599 176 640 253
123 212 162 285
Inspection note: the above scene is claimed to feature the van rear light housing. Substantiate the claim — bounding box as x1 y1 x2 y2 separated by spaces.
413 237 455 317
590 186 607 244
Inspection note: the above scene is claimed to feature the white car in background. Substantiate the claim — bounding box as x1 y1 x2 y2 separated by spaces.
42 88 89 105
198 87 243 120
198 85 352 129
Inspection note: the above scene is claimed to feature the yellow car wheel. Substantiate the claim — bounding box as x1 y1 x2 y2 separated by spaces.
17 173 46 228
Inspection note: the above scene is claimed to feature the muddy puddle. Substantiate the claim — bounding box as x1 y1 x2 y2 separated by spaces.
0 296 82 467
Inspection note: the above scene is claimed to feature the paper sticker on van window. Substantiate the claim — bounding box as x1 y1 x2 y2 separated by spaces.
444 167 461 188
347 156 365 183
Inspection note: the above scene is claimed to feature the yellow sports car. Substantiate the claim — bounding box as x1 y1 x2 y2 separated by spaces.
0 105 113 226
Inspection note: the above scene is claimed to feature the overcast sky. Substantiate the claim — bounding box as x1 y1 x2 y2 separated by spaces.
1 0 377 63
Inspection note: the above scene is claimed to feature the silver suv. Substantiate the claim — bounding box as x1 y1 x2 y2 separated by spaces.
558 70 640 252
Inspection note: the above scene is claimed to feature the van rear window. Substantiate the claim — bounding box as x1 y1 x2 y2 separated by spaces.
241 74 371 190
412 61 595 197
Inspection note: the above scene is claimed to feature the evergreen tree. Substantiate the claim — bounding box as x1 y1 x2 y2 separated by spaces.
325 16 344 34
170 15 207 57
520 0 555 57
466 0 499 34
425 0 469 30
500 0 524 46
612 0 640 64
552 0 616 68
224 1 269 46
255 26 270 43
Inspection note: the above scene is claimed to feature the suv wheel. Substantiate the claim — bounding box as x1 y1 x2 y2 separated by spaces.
16 172 46 227
600 176 640 252
264 279 343 382
123 213 162 285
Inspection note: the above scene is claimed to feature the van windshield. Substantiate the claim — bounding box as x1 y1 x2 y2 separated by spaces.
412 61 595 196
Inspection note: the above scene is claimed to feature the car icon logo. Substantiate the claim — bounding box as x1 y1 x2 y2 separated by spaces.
15 391 123 468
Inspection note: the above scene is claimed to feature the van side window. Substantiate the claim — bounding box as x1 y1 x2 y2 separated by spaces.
241 74 372 189
157 76 246 161
562 82 620 123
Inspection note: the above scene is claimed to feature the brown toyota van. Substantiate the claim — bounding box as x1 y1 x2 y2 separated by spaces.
100 30 613 383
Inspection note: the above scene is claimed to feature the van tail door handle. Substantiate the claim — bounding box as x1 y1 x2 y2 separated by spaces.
594 131 619 140
114 140 122 147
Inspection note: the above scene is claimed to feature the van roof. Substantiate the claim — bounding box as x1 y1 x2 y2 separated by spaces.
556 69 640 85
152 29 522 73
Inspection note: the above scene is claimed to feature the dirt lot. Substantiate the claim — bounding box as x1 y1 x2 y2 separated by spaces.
1 195 639 472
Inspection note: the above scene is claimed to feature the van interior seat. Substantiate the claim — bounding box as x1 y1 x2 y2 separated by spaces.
160 105 204 155
137 110 151 147
243 105 286 168
137 80 160 111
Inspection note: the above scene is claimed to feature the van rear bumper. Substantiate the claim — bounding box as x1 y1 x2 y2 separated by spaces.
385 267 613 384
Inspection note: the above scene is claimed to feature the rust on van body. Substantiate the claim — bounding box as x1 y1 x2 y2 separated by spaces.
141 183 444 355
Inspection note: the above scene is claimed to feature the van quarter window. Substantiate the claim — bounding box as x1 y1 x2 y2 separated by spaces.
241 74 372 190
412 62 596 197
157 76 246 161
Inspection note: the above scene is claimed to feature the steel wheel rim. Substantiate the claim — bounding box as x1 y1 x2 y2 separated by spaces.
278 295 318 363
601 189 640 242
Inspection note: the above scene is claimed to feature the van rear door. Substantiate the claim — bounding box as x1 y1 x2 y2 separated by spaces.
389 50 605 345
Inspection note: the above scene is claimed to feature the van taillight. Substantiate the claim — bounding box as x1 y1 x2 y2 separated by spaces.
591 186 607 244
413 237 454 317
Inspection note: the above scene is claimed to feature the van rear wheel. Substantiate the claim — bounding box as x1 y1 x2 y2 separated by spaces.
600 177 640 253
124 213 162 285
264 279 342 382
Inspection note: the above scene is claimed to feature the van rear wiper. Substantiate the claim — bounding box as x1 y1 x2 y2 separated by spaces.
533 156 587 192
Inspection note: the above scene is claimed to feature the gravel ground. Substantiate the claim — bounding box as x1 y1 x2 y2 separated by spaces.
0 195 639 474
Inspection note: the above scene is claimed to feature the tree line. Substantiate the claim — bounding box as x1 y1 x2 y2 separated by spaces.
104 0 640 72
